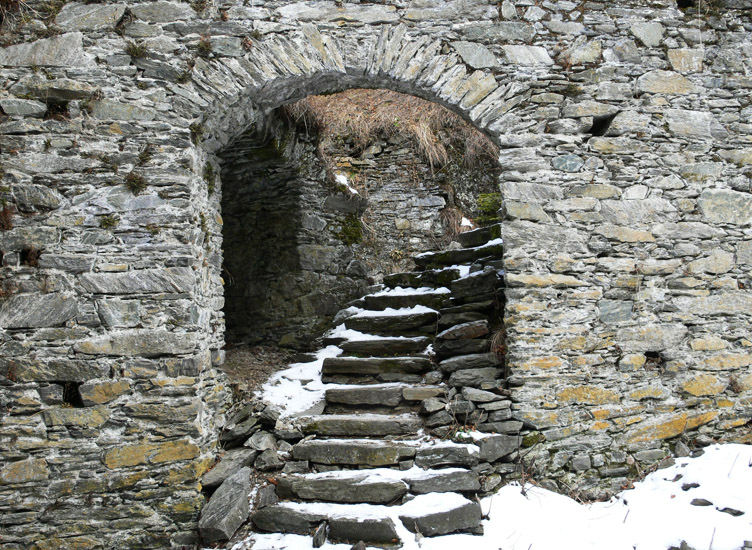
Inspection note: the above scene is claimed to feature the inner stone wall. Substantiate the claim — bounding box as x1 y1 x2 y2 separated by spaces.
0 0 751 547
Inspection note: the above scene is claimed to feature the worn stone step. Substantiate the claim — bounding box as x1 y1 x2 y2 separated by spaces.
297 413 422 437
457 224 501 248
292 439 418 467
343 306 439 335
383 268 461 289
450 266 501 302
253 494 482 543
325 384 443 409
413 240 503 269
252 503 401 544
363 287 450 311
339 336 431 356
322 356 433 376
275 466 480 504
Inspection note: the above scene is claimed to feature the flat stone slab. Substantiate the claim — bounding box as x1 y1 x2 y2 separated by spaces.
383 269 461 289
322 356 433 376
326 385 405 407
276 472 408 504
253 503 400 543
458 225 501 248
344 310 438 334
404 469 480 493
339 336 431 356
439 352 500 373
364 291 449 311
434 338 490 359
415 442 480 468
437 320 490 340
198 467 250 544
292 439 417 466
413 242 503 269
399 493 483 536
297 414 422 437
201 448 258 491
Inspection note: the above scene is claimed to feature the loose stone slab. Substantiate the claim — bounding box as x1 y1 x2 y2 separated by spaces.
297 414 422 437
322 356 432 376
292 439 417 466
437 320 489 340
276 472 408 504
202 450 258 490
198 467 250 543
414 243 503 269
457 224 500 248
399 494 482 536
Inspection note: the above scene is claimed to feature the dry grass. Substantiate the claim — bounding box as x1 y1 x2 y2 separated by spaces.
282 89 498 171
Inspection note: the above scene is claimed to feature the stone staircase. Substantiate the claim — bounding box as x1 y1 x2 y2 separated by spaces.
206 225 522 547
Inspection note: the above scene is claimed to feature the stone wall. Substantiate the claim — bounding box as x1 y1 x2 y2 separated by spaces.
0 0 751 546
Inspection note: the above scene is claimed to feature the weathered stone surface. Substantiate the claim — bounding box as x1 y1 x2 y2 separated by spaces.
79 380 131 405
277 2 398 23
298 414 422 436
277 472 407 504
199 467 250 543
405 469 480 493
10 75 100 101
598 300 633 324
637 70 695 94
292 440 416 466
631 22 664 46
674 293 752 316
682 374 727 397
339 337 431 356
415 443 479 468
0 98 47 117
552 153 584 172
104 439 200 469
564 36 601 65
79 268 193 294
437 320 489 340
448 367 500 388
558 386 619 405
322 356 432 376
43 406 109 428
202 449 258 491
55 3 126 31
461 22 534 42
476 434 520 461
0 458 49 484
617 324 687 352
668 49 703 72
502 45 553 65
664 110 728 140
623 412 718 446
73 330 196 357
697 190 752 226
130 1 195 22
326 385 404 407
89 100 157 121
344 311 438 333
399 496 481 536
453 41 496 69
439 353 499 373
0 32 93 67
0 294 78 329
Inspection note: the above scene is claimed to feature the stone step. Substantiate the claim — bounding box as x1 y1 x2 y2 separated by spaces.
339 335 431 357
296 413 422 437
413 239 503 269
322 356 433 376
457 224 501 248
383 267 461 289
343 306 439 335
326 384 444 409
275 467 480 504
292 439 419 467
252 493 482 544
363 287 450 311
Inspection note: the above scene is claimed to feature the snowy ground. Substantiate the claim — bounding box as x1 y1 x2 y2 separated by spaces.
234 443 751 550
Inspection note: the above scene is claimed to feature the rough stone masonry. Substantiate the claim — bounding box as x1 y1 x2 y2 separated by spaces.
0 0 751 547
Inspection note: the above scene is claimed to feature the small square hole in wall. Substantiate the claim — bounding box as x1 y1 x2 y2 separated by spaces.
62 382 84 408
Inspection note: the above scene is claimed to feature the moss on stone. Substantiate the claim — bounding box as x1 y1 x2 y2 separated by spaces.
336 213 362 245
476 193 501 227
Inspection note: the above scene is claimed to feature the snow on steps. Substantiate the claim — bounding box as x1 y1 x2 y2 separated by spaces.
252 493 483 545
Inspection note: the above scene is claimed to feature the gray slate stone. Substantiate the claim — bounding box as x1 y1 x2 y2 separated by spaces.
415 444 479 468
339 336 430 356
292 440 416 466
453 41 496 69
439 352 499 373
55 3 126 31
449 367 501 388
89 100 157 121
198 467 250 544
130 1 196 22
344 311 438 333
79 267 193 294
277 473 408 504
0 294 78 329
698 190 752 226
322 356 432 376
10 75 100 101
298 414 422 437
326 385 404 407
73 330 196 357
0 98 47 118
552 154 584 172
202 449 258 491
405 469 480 493
476 434 521 461
399 498 482 536
437 320 489 340
12 184 64 212
0 32 94 67
598 300 633 324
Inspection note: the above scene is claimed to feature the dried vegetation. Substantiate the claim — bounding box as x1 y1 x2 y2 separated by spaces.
281 89 499 171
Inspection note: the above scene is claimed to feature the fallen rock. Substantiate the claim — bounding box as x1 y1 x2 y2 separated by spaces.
198 467 250 544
